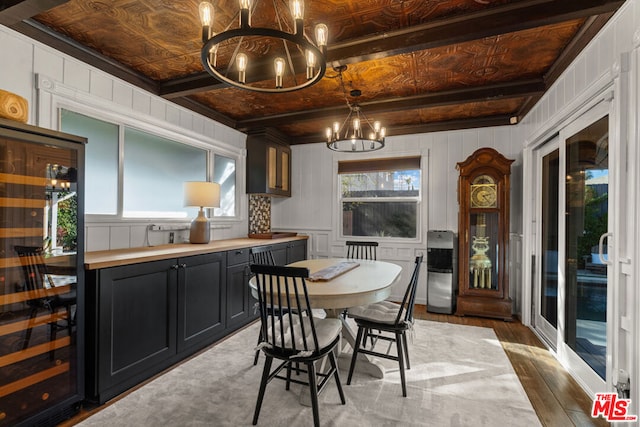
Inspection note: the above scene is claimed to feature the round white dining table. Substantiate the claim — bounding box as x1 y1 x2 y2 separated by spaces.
287 258 402 310
250 258 402 379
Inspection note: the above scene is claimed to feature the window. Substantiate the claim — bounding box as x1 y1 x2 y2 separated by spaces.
213 154 236 217
339 156 421 238
60 110 118 215
60 109 237 219
123 127 207 218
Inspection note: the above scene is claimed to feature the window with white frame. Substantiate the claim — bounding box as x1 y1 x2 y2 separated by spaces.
213 154 236 217
60 109 237 219
122 127 207 218
339 156 421 238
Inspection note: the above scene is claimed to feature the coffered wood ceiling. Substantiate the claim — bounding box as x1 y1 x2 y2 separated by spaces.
1 0 625 145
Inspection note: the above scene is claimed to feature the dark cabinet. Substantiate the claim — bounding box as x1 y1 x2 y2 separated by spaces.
246 129 291 197
87 253 226 403
85 238 307 404
287 239 307 263
225 248 256 329
272 239 307 265
177 252 226 352
91 259 178 401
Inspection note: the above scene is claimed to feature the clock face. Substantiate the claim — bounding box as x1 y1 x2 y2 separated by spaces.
470 175 497 208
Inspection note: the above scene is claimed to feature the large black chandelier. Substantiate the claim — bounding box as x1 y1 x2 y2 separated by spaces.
326 66 386 152
198 0 328 93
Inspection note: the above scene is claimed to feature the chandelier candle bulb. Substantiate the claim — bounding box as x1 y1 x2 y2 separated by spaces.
199 1 213 43
290 0 304 35
306 50 316 79
236 53 247 84
207 45 217 67
239 0 251 27
315 24 328 47
274 57 285 88
290 0 303 19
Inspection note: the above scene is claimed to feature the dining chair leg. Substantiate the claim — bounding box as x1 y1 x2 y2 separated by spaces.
253 329 263 365
395 332 407 397
328 351 346 404
22 307 38 350
306 360 320 427
66 305 73 339
347 326 365 385
252 355 273 425
286 362 292 390
402 332 411 370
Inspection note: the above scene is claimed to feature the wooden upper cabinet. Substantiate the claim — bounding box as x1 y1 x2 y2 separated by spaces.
247 129 291 197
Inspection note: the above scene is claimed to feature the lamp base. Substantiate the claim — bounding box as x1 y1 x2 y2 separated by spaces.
189 209 210 244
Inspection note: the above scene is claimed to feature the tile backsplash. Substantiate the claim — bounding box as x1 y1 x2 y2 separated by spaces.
248 195 271 234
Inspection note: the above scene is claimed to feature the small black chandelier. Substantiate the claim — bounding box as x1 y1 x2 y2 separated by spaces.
198 0 328 93
326 66 386 152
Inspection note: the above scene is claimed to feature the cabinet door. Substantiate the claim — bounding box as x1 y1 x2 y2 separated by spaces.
97 259 177 401
286 240 307 263
177 252 226 353
267 143 291 196
271 240 307 265
226 262 253 329
272 242 288 265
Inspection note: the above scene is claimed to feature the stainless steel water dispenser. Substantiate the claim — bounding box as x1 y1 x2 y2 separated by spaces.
426 230 458 314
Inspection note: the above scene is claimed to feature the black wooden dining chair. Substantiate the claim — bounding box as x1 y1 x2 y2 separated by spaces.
250 245 278 365
344 240 379 325
15 245 76 359
250 245 277 266
346 240 378 260
346 255 423 397
250 264 345 427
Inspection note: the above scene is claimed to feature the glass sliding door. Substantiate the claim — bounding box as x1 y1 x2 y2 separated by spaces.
564 115 609 380
532 104 611 395
534 141 560 347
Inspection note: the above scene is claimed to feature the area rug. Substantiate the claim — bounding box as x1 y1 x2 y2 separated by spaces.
77 319 541 426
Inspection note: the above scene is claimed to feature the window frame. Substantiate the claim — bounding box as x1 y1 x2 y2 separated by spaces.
335 154 425 243
56 104 243 223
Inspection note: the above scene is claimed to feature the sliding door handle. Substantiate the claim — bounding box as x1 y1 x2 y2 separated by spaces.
598 232 613 265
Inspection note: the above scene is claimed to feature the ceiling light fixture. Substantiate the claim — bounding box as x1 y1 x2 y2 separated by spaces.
326 66 386 152
198 0 328 93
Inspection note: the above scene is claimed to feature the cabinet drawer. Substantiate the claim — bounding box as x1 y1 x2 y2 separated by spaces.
227 248 250 266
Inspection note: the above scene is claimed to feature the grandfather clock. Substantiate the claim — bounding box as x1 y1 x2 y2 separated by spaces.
456 147 514 321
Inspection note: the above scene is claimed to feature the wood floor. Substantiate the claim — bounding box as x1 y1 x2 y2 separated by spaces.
414 307 610 427
62 305 609 427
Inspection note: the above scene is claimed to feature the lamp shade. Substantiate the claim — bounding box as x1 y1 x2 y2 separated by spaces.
184 181 220 208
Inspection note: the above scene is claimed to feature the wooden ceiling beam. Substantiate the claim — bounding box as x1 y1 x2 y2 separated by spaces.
235 79 544 131
158 0 623 98
10 19 159 93
291 115 516 145
0 0 68 25
328 0 624 66
11 0 622 101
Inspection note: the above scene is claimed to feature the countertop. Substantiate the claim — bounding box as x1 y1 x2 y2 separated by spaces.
84 235 307 270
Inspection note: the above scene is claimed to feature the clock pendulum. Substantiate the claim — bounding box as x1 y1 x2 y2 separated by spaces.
470 213 492 288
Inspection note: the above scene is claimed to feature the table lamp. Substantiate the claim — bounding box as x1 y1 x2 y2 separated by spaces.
184 181 220 244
